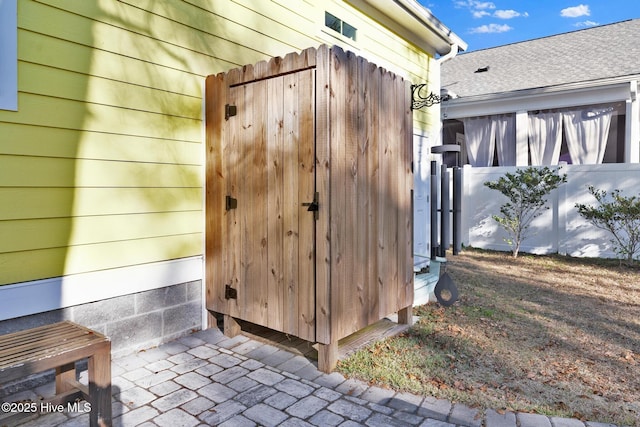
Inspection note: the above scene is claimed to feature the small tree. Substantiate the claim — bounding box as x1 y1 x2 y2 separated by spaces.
575 186 640 264
484 166 566 258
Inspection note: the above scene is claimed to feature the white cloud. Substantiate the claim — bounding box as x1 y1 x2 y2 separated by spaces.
560 4 591 18
574 20 599 27
469 23 513 34
494 9 529 19
455 0 496 9
474 1 496 9
473 10 491 18
456 1 531 21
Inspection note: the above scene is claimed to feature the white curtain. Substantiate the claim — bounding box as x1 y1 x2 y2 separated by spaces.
562 107 613 164
528 112 563 165
494 115 516 166
463 117 495 167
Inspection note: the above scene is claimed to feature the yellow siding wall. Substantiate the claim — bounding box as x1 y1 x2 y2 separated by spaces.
0 0 437 286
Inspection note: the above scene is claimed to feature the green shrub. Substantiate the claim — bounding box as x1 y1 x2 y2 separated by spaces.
575 186 640 264
485 167 566 258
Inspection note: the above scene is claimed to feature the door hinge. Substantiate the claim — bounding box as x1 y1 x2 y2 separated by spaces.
225 195 237 210
225 284 237 300
225 104 237 120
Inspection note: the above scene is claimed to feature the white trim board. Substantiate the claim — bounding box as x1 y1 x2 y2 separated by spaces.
0 256 204 321
0 0 18 111
442 82 631 120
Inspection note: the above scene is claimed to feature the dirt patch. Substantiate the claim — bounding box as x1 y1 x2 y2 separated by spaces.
337 249 640 426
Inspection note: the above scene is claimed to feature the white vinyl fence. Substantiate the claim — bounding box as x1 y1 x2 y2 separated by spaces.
457 163 640 259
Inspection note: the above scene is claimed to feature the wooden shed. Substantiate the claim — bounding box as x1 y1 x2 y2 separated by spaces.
205 45 413 372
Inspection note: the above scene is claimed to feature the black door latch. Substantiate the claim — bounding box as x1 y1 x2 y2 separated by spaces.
302 192 319 220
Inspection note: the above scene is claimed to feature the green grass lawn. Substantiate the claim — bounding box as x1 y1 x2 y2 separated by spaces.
337 248 640 426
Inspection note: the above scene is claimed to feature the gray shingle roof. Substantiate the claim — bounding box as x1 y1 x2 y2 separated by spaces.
441 19 640 98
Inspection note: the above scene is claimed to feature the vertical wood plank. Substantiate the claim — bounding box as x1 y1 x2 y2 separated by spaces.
256 61 270 326
315 45 332 345
341 50 359 338
355 56 369 331
401 79 414 309
281 70 298 336
390 76 409 310
251 76 269 326
297 68 316 341
329 46 347 342
379 69 399 319
238 66 257 324
366 63 381 325
377 68 389 319
389 74 400 316
391 74 402 316
205 74 224 318
254 59 269 80
300 46 318 69
226 70 242 320
205 73 226 319
267 75 284 332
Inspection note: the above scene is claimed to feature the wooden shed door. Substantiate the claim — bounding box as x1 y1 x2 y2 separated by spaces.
222 69 316 341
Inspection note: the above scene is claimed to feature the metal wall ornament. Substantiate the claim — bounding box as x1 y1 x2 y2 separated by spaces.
410 83 443 110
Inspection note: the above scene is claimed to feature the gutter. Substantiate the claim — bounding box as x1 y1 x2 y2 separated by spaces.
393 0 467 55
438 43 459 64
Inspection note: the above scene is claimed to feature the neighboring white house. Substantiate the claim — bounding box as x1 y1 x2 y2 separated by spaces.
434 20 640 261
440 19 640 167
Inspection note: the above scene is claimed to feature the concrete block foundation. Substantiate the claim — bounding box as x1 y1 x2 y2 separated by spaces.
0 280 203 396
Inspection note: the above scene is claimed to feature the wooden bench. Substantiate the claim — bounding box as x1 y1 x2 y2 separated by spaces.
0 321 111 427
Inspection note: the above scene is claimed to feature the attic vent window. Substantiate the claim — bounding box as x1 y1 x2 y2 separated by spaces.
325 12 357 41
475 66 490 73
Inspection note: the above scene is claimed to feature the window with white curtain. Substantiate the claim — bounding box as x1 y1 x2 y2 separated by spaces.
462 116 496 167
455 103 623 167
0 0 17 111
494 114 516 166
527 104 620 165
528 111 563 165
462 115 515 166
562 106 614 165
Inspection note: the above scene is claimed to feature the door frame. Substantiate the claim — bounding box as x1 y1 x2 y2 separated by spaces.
205 50 322 343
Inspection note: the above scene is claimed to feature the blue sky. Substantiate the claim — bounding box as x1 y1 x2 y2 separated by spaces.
422 1 640 52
